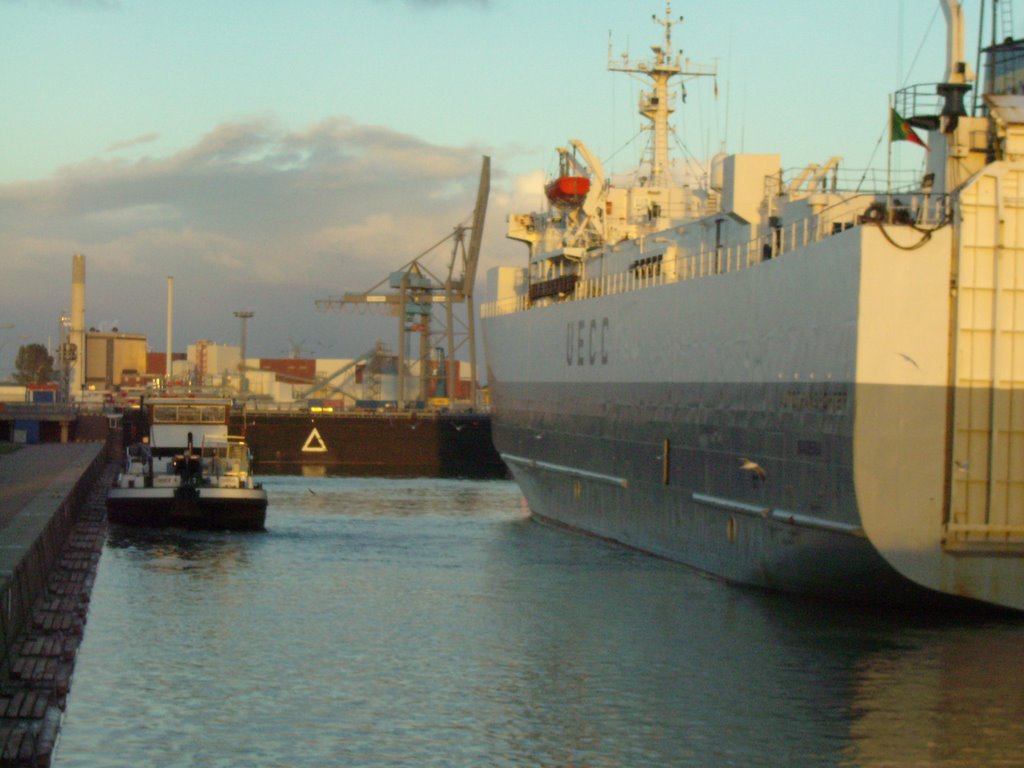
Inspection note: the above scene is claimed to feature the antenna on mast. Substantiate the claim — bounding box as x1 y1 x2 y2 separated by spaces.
653 0 682 54
608 0 714 188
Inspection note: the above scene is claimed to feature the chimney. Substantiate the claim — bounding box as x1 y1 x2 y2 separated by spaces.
70 254 86 397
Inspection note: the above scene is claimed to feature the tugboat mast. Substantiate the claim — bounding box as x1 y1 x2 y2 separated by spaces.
607 1 715 189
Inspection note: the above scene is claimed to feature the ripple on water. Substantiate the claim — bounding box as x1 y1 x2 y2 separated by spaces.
55 477 1024 767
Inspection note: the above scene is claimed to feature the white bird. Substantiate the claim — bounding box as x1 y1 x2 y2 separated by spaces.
739 458 767 480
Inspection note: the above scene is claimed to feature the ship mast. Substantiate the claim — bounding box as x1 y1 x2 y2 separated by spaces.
608 1 715 189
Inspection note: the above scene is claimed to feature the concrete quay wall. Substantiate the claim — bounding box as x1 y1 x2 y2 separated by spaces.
0 443 108 679
0 441 114 765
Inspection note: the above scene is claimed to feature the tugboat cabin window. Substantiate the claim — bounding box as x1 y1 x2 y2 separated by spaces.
152 404 227 424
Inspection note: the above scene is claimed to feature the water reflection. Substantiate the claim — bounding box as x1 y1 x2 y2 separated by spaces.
106 526 256 579
55 478 1024 767
263 463 508 480
844 621 1024 766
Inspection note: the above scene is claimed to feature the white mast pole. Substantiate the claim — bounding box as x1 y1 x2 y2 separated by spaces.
887 95 893 205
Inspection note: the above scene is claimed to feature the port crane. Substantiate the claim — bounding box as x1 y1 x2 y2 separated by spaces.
292 342 392 403
316 156 490 407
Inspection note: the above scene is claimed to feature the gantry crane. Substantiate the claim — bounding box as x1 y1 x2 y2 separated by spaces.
315 156 490 408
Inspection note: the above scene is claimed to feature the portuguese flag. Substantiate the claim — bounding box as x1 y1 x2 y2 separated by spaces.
890 108 928 150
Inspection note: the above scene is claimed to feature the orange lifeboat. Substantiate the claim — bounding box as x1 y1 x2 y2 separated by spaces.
545 175 590 208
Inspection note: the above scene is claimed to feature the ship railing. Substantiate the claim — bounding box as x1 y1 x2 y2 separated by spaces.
771 191 950 254
237 404 487 419
771 165 924 198
482 294 532 317
482 192 951 318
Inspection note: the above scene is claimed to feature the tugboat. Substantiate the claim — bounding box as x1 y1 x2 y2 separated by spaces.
107 397 267 530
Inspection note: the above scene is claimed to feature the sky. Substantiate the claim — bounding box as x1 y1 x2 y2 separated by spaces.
0 0 983 373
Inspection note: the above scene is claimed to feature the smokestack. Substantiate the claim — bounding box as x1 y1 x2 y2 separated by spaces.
70 254 85 398
166 276 174 382
234 310 254 394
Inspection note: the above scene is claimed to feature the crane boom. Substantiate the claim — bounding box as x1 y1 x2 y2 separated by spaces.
315 155 491 408
463 156 490 296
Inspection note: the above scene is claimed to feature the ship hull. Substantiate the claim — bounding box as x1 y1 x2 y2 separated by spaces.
492 379 936 607
231 411 506 478
484 209 1024 611
106 487 268 531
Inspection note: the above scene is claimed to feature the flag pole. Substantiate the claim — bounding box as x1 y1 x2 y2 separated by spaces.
886 95 893 216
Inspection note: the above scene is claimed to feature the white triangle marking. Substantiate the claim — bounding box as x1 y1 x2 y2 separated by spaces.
302 427 328 453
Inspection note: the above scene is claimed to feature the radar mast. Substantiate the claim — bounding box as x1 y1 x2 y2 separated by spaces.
608 1 716 188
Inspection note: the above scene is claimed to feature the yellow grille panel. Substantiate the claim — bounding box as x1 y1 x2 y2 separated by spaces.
948 167 1024 549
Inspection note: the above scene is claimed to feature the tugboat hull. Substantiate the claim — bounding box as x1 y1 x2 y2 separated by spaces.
107 486 267 531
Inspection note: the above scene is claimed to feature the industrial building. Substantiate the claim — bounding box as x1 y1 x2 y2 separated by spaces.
84 331 147 391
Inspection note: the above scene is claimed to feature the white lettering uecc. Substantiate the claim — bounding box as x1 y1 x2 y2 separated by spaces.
566 318 609 366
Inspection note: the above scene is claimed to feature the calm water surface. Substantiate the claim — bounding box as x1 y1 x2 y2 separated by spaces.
55 477 1024 767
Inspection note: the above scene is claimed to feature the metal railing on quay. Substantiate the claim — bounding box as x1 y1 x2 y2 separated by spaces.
0 403 78 419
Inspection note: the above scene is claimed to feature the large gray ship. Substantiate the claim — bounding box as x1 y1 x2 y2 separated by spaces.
481 1 1024 611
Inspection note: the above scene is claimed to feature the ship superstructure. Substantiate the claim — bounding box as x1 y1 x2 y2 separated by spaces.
482 1 1024 611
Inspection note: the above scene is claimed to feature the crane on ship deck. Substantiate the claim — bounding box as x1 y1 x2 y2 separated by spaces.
315 156 490 409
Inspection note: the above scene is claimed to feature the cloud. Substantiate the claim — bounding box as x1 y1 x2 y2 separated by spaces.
0 115 527 368
106 133 160 153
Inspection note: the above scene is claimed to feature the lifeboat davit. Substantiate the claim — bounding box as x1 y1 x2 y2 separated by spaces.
545 175 590 208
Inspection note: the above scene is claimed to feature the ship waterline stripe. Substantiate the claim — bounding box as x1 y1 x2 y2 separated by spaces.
691 493 864 537
500 453 629 488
